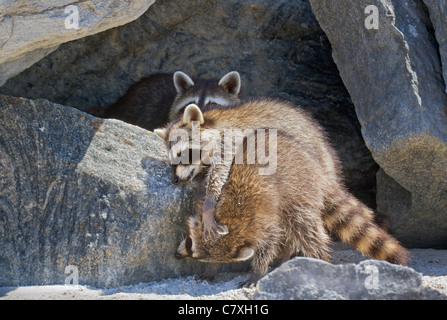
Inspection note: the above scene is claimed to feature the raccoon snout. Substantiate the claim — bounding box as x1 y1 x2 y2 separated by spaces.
175 251 185 259
172 175 180 185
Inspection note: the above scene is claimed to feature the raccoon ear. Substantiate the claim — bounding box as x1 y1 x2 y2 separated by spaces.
234 247 254 261
218 71 241 95
182 104 205 125
174 71 195 94
154 128 167 140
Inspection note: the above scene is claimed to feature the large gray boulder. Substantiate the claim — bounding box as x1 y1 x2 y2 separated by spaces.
0 95 245 287
0 0 155 86
424 0 447 94
253 257 446 300
309 0 447 247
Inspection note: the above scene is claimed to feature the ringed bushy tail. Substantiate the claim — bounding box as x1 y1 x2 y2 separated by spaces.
323 192 409 266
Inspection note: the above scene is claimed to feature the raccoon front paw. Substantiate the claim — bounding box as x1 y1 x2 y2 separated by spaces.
202 199 228 241
203 221 229 241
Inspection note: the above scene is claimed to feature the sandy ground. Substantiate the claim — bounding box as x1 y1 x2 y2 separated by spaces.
1 248 446 300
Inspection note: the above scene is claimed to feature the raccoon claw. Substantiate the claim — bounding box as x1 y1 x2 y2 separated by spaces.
216 224 229 235
203 222 228 241
202 198 228 240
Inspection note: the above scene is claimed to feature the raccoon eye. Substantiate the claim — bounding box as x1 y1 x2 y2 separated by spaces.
178 106 186 114
185 236 193 256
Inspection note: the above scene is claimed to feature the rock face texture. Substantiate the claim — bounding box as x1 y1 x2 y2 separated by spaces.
309 0 447 247
0 95 247 287
253 257 446 300
424 0 447 94
0 0 155 86
0 0 379 209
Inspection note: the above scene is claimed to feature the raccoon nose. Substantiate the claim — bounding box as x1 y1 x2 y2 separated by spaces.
175 252 184 259
172 176 180 185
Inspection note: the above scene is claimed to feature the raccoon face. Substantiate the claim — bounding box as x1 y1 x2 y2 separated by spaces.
167 140 204 185
175 216 255 263
170 163 202 185
169 71 241 120
155 105 216 185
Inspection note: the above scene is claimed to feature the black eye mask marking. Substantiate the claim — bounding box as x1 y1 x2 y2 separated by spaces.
185 237 193 256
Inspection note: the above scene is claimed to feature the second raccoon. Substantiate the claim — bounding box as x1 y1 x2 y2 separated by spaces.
89 71 241 130
175 130 409 287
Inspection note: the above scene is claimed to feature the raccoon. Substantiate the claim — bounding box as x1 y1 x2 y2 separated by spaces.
175 130 409 287
170 71 241 121
88 71 241 131
155 98 340 239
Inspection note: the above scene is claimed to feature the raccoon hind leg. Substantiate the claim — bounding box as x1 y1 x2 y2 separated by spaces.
238 226 282 288
285 205 333 262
